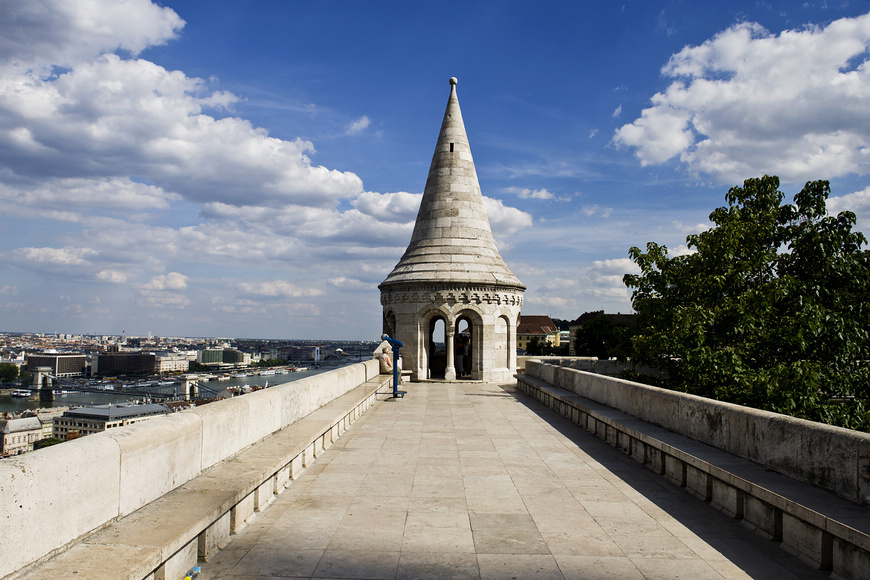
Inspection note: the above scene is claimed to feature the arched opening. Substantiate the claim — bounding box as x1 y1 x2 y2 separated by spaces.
455 317 471 378
383 311 396 339
496 315 510 369
428 317 446 379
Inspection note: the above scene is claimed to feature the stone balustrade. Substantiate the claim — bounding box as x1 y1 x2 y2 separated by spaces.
1 360 386 580
519 359 870 580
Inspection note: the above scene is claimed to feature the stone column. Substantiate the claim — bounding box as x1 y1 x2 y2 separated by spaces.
445 328 456 381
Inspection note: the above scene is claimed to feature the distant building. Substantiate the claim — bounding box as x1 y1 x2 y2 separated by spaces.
35 407 68 439
568 311 637 356
25 354 88 377
53 403 169 439
94 352 156 375
155 353 189 373
517 315 560 352
197 348 250 367
0 416 43 455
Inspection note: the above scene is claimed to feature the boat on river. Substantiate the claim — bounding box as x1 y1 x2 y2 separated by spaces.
11 389 31 397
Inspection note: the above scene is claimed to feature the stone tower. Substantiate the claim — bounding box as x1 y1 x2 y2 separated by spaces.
380 78 525 382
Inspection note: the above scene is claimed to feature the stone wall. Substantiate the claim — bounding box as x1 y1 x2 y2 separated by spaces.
524 359 870 505
0 360 380 579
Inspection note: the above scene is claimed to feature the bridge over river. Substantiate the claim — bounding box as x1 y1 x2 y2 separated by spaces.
198 380 826 580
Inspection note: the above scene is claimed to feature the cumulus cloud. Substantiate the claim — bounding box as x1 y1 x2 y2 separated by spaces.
586 258 639 297
502 186 555 200
351 191 421 222
96 270 128 284
0 0 184 74
238 280 324 298
0 49 363 209
142 272 188 290
136 290 190 309
671 220 711 234
482 196 534 238
581 205 613 218
345 115 370 135
613 14 870 183
828 186 870 232
0 178 179 213
328 277 378 291
7 246 95 266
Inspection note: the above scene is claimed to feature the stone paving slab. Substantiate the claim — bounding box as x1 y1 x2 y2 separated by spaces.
199 382 830 580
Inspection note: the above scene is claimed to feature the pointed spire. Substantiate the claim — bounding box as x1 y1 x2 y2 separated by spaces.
380 78 525 290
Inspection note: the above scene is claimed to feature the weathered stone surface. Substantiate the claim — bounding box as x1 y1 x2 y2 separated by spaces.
526 359 870 505
1 360 382 579
112 411 203 516
0 434 121 578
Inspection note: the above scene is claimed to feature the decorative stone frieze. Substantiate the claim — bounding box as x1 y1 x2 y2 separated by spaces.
380 285 523 308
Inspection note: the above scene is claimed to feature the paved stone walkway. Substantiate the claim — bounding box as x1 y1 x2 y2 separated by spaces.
200 382 827 579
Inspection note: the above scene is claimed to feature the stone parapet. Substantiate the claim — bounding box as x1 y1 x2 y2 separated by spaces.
0 360 384 580
520 359 870 580
524 358 870 504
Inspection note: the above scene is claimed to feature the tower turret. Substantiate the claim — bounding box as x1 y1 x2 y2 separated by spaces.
380 78 525 382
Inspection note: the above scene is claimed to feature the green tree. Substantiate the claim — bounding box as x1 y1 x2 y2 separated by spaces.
574 315 636 360
526 337 544 356
0 362 18 383
624 176 870 431
256 358 288 367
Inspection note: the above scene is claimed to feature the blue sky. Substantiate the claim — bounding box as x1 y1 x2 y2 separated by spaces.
2 1 870 340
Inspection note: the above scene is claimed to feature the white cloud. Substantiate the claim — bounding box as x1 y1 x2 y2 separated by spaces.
238 280 324 298
142 272 188 290
8 246 95 266
96 270 127 284
482 196 534 239
136 290 189 309
351 191 421 223
345 115 371 135
0 178 179 213
671 220 711 234
328 277 378 291
612 104 622 118
581 205 613 218
828 186 870 232
0 285 18 296
502 186 554 200
613 14 870 183
0 53 364 209
0 0 184 74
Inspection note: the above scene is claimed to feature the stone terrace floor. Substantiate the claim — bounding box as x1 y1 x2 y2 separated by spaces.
199 381 829 580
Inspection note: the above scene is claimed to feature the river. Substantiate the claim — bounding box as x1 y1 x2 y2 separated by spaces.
0 366 332 414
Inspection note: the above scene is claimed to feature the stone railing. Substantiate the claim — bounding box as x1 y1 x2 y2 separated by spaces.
1 360 386 580
519 359 870 580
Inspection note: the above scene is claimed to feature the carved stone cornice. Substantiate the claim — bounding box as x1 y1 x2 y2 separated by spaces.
380 283 524 307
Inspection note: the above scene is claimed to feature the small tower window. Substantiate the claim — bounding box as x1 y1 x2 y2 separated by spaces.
449 143 454 152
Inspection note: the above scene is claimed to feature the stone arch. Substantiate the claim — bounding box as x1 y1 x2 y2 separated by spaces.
383 309 397 339
418 306 452 379
455 308 484 379
495 314 512 370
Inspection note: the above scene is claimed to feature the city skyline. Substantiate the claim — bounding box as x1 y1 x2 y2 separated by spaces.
1 1 869 340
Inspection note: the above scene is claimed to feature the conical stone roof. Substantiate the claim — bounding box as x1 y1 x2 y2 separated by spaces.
380 78 525 290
